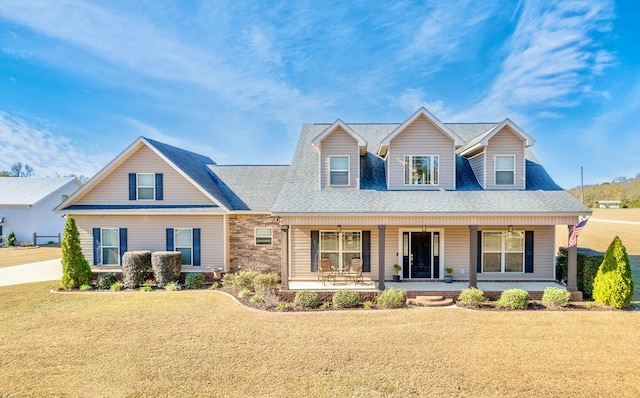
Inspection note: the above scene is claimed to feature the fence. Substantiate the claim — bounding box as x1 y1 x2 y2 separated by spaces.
33 233 62 245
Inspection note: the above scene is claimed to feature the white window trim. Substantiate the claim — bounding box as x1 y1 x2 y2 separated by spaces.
101 228 120 266
494 155 515 186
254 227 273 246
175 228 193 266
403 155 439 186
137 173 156 201
319 230 362 270
328 155 350 186
481 230 524 273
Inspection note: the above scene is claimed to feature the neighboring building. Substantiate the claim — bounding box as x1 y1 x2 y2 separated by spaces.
0 177 82 245
597 200 621 209
56 107 591 290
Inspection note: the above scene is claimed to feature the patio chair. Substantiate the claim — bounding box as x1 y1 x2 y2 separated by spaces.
344 258 363 285
318 258 336 285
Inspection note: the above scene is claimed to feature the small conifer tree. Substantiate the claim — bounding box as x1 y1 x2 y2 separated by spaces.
592 236 634 309
61 217 92 289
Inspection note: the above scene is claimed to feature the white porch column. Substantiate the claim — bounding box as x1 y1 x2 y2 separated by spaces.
280 225 289 290
469 225 478 288
378 225 386 290
567 225 577 292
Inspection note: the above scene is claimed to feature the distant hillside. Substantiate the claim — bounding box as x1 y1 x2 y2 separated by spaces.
567 174 640 208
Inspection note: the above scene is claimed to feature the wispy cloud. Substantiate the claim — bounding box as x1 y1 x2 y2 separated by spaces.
394 88 449 119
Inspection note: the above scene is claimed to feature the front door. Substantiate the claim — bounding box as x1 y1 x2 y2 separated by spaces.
402 231 441 279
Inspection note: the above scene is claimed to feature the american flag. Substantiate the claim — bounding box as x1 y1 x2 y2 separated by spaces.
568 218 588 247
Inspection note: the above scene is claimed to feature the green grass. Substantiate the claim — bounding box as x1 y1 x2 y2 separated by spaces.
1 282 640 397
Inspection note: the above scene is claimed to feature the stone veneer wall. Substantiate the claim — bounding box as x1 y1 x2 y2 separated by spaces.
228 214 281 273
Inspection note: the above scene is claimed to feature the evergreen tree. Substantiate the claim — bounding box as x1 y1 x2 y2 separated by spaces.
61 217 92 289
592 236 635 309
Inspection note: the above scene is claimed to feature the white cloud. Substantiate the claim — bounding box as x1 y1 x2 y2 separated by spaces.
395 88 448 117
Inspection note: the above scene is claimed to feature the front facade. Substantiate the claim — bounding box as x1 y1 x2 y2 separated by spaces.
57 108 590 290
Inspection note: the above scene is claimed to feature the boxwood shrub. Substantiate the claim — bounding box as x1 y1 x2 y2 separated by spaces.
96 272 118 290
376 287 407 309
457 287 486 308
294 291 320 308
495 288 529 310
541 286 570 308
332 290 359 308
122 251 151 288
184 272 206 289
151 252 182 287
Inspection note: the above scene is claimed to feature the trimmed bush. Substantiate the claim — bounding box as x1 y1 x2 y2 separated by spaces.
495 289 529 310
222 271 259 293
541 287 570 308
151 251 182 287
592 236 635 309
122 251 151 288
6 231 16 247
253 273 280 296
294 291 320 308
110 281 124 291
457 287 486 308
185 273 206 289
332 290 359 308
556 248 603 298
96 273 118 290
60 218 92 289
377 288 407 309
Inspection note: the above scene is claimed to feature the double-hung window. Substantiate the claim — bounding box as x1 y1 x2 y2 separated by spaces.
404 155 439 185
320 231 361 270
175 228 193 265
329 156 349 186
255 227 273 246
482 231 524 272
101 228 120 265
137 173 155 200
495 155 515 185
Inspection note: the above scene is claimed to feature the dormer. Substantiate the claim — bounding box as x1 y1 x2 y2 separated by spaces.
460 119 535 190
312 120 367 189
377 108 463 190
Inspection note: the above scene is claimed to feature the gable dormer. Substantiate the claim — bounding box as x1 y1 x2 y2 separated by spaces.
312 120 366 189
460 119 534 190
378 108 463 190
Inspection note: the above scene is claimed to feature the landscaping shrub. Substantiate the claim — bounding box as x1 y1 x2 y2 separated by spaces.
60 218 92 289
319 302 330 309
541 287 570 308
238 288 251 298
363 301 374 309
592 236 635 309
253 273 279 291
96 273 118 290
184 273 206 289
151 251 182 287
457 287 486 308
332 290 359 308
556 248 603 298
139 285 153 292
250 294 263 303
209 282 219 290
122 251 151 288
110 281 124 291
376 288 407 309
222 271 259 293
6 231 16 247
294 291 320 308
277 303 291 311
495 289 529 310
164 282 181 291
79 284 92 291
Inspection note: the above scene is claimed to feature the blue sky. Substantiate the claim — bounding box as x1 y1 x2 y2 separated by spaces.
0 0 638 188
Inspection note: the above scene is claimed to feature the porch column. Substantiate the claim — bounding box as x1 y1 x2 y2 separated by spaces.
280 225 289 290
378 225 386 290
567 225 577 291
469 225 478 288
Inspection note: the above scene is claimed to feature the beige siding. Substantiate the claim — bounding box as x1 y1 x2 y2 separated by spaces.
282 215 580 226
320 128 359 189
468 153 485 188
73 214 225 270
77 145 214 205
443 226 470 278
485 128 525 189
387 115 455 190
384 226 399 280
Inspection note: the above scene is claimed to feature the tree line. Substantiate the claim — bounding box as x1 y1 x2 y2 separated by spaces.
567 173 640 208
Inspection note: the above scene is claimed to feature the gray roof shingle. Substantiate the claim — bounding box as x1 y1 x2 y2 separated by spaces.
209 165 289 211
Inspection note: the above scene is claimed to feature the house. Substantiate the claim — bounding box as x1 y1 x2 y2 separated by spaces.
55 108 590 292
597 200 621 209
0 177 82 245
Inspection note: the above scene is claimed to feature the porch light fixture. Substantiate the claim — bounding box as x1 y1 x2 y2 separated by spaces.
337 225 342 233
507 225 513 237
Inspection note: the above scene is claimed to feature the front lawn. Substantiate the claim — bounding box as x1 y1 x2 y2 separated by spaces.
1 282 639 397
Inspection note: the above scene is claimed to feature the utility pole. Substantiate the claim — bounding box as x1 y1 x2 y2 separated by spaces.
580 166 584 204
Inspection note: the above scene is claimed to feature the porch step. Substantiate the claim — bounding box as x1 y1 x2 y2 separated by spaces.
408 295 454 307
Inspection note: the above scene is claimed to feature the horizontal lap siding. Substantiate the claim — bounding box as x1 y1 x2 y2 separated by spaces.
388 116 455 190
486 128 525 189
384 226 399 280
320 129 359 189
443 226 470 278
468 153 485 188
73 215 224 268
77 146 213 205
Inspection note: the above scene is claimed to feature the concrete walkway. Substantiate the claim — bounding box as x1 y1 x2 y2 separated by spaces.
0 258 62 287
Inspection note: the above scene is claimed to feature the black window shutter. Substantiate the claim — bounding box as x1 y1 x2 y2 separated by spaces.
362 231 371 272
155 173 163 200
129 173 136 200
119 228 128 265
525 230 534 273
193 228 201 266
477 230 482 273
166 228 174 251
93 228 101 265
311 230 319 272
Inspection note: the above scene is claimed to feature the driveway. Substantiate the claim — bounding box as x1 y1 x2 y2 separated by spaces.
0 258 62 287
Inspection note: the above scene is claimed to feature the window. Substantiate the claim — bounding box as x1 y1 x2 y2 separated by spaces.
329 156 349 186
101 228 120 265
175 228 193 265
320 231 361 270
495 155 515 185
137 173 155 200
482 231 524 272
404 155 439 185
255 227 273 246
